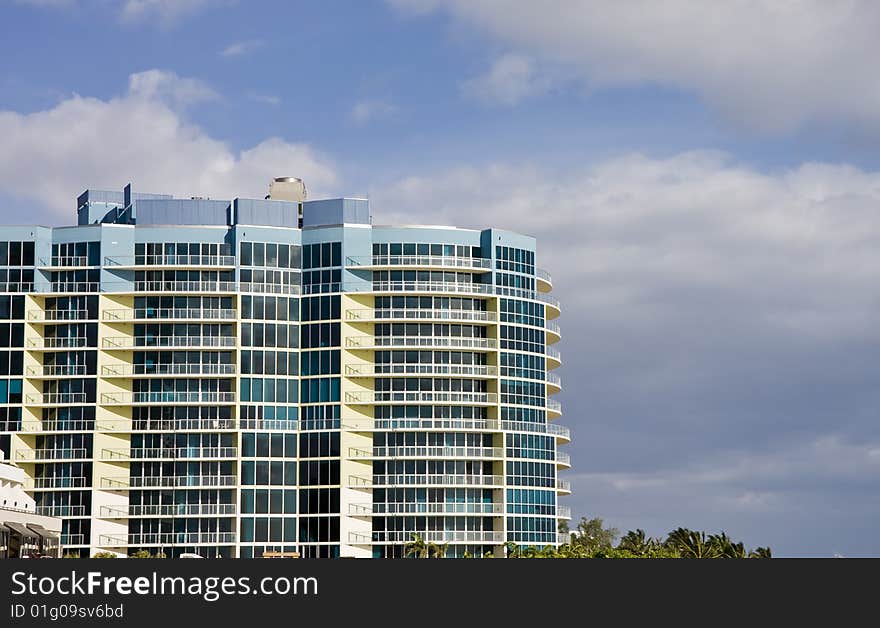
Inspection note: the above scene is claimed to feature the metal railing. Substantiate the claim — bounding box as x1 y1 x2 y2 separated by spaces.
346 308 497 323
346 336 495 350
15 447 89 461
349 502 504 516
27 337 90 349
60 533 86 546
365 530 505 544
556 452 571 466
100 391 236 405
345 391 497 404
27 309 91 322
26 364 89 377
109 532 237 546
557 479 571 492
546 346 561 361
347 255 492 270
133 281 238 293
101 363 236 377
546 372 561 387
25 476 89 489
547 399 562 414
18 419 96 433
546 320 561 335
36 504 87 517
557 507 571 519
101 475 237 489
536 268 553 284
25 392 88 405
345 363 497 378
102 308 236 321
348 445 504 459
370 280 493 296
557 532 572 544
100 503 236 518
102 336 235 349
360 474 504 487
40 256 91 267
104 255 236 267
102 446 237 460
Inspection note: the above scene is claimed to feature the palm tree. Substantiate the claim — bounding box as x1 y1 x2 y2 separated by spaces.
427 542 449 558
749 546 772 559
618 529 658 555
666 528 722 558
708 532 746 558
404 533 428 559
504 541 521 558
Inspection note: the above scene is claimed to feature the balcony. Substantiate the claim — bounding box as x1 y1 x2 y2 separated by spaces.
546 372 562 392
102 308 236 321
101 475 237 489
238 282 301 295
26 364 89 378
346 308 497 324
557 506 571 519
347 445 504 460
104 254 236 268
60 533 86 546
361 418 502 433
546 345 562 368
345 363 497 378
38 255 93 269
345 391 497 405
132 280 238 293
26 337 90 350
27 308 91 322
99 503 236 518
347 255 492 271
101 446 237 460
349 502 504 516
536 268 552 292
556 452 571 467
547 398 562 418
101 532 237 547
557 479 571 493
25 476 89 489
102 336 235 349
101 363 236 377
546 319 561 344
24 392 88 406
100 391 236 405
360 530 505 544
557 532 572 545
346 336 495 351
353 474 504 488
18 419 97 433
36 504 88 517
15 447 89 462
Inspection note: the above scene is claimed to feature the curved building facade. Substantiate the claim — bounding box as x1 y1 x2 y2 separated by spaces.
0 182 568 558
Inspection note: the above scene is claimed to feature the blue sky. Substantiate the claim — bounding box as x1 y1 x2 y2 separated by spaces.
4 0 880 557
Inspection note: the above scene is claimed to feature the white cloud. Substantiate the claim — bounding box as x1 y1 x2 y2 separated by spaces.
350 100 398 125
120 0 230 23
247 92 281 106
373 152 880 556
0 69 336 222
16 0 232 23
220 39 263 57
390 0 880 131
461 53 554 106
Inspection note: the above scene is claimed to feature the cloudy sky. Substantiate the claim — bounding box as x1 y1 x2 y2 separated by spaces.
4 0 880 556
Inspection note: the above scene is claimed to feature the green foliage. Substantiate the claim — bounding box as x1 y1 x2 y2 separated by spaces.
502 515 771 559
128 549 152 559
91 551 117 559
62 552 80 558
404 533 428 559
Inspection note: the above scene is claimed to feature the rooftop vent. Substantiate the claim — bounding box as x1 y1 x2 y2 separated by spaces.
267 177 307 202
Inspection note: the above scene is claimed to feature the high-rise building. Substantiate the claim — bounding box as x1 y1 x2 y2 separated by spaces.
0 179 568 558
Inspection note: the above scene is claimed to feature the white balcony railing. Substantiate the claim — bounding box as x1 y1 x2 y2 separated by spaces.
346 336 495 350
27 308 91 322
15 447 89 461
26 364 89 377
25 476 89 489
102 308 236 321
358 474 504 488
104 254 236 267
345 391 497 405
99 503 236 518
25 392 88 405
349 502 504 516
363 530 505 544
346 308 496 323
348 445 504 460
347 255 491 270
102 336 235 349
101 363 236 377
345 363 496 378
26 337 89 349
102 446 237 460
101 391 235 405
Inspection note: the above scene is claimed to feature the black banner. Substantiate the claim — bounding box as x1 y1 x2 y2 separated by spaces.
0 559 873 626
